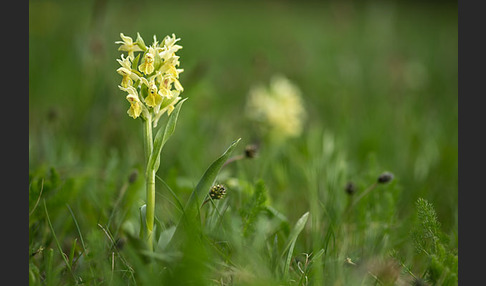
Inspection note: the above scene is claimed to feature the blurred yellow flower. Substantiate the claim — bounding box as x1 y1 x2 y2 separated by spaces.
246 75 305 139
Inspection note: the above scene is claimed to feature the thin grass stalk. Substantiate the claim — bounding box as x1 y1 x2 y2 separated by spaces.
43 201 77 283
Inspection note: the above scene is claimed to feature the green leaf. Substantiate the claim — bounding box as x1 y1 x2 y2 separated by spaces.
68 238 77 269
185 138 241 213
135 33 147 51
29 262 40 285
139 204 147 239
45 248 55 286
157 225 176 251
153 48 163 71
131 54 140 70
265 205 290 235
168 138 241 247
281 211 309 278
140 83 148 101
159 95 180 111
147 98 187 173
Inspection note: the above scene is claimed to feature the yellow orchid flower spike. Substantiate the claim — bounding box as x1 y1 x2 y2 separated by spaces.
115 32 187 252
116 32 184 122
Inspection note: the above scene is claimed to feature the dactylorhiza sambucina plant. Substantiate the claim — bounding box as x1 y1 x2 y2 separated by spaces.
116 32 185 250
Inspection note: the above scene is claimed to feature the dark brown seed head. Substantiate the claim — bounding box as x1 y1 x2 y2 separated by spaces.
244 144 259 159
345 182 356 195
377 172 394 184
128 170 139 184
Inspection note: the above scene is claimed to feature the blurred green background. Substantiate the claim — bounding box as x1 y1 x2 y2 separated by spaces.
29 0 457 250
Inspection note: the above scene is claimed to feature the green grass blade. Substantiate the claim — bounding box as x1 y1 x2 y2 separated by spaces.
157 225 176 251
45 248 55 286
66 204 87 252
281 211 309 278
168 138 241 246
68 238 77 269
155 174 184 214
147 98 187 173
29 178 44 217
265 205 290 235
185 138 241 214
43 200 76 282
66 203 96 280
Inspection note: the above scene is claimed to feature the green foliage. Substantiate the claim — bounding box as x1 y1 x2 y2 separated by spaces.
411 198 458 285
29 167 61 216
149 98 187 173
282 211 309 278
240 179 269 237
29 1 457 285
187 138 241 213
412 198 442 255
165 138 240 255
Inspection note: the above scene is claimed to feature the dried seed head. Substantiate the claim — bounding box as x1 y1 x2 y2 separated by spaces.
128 170 138 184
244 144 259 159
345 182 356 195
377 172 394 184
209 184 227 200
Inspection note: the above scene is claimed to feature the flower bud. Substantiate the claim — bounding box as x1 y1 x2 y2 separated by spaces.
209 184 227 200
135 32 147 51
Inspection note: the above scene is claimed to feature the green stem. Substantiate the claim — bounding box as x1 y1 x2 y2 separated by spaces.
351 182 377 208
146 169 155 251
144 115 153 160
143 116 155 251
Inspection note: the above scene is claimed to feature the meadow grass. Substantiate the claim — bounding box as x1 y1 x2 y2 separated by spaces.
29 0 457 284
